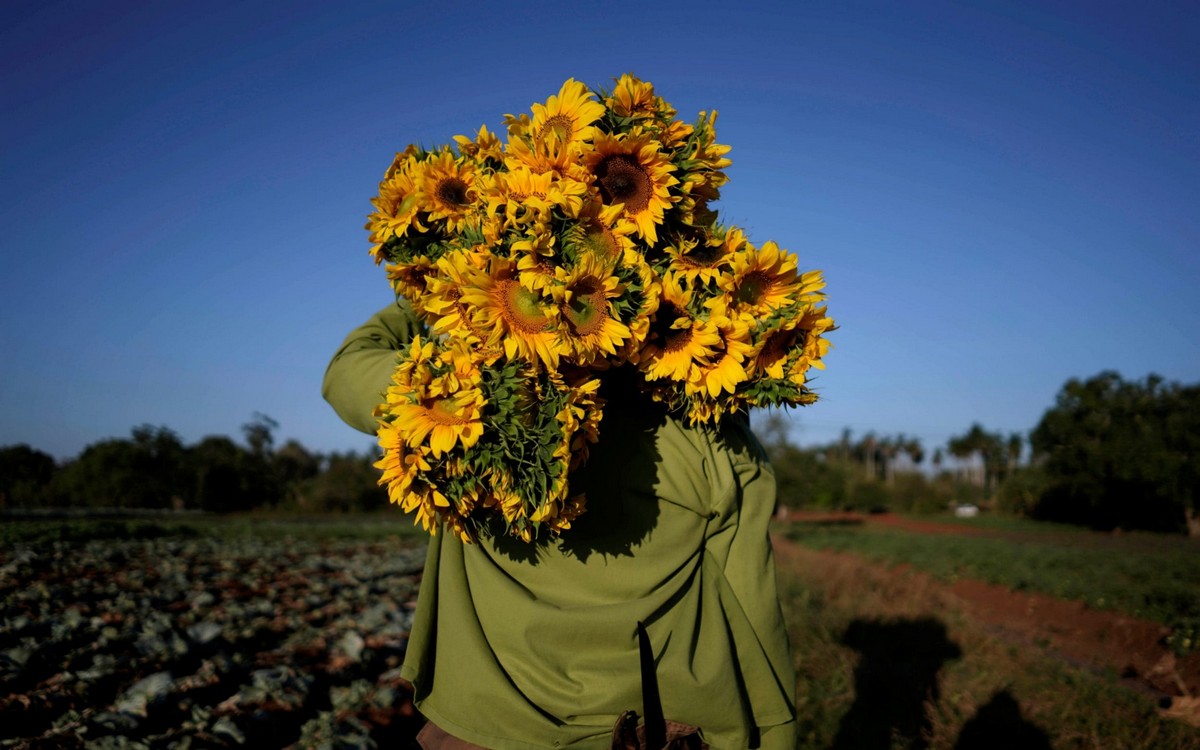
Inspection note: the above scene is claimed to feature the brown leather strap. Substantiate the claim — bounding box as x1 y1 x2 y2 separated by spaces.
416 721 490 750
610 710 708 749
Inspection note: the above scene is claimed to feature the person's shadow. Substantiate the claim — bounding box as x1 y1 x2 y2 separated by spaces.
953 689 1052 750
831 617 962 750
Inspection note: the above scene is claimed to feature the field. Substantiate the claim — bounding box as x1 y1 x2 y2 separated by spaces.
2 515 1199 749
775 512 1200 749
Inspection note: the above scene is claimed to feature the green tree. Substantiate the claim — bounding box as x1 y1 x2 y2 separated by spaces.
275 439 321 507
1030 371 1200 533
297 451 389 513
188 436 253 512
49 426 185 508
947 423 1008 495
0 444 58 508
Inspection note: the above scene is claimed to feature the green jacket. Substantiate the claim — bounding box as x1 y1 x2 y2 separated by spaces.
323 299 797 749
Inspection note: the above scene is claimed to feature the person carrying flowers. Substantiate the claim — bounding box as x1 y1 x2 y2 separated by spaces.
323 76 833 749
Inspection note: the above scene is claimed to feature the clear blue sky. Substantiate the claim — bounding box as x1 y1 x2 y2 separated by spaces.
3 0 1197 461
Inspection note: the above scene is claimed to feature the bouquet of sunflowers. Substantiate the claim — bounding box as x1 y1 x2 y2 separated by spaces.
365 75 834 543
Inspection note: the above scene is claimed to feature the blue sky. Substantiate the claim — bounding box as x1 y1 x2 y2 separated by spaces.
2 0 1197 461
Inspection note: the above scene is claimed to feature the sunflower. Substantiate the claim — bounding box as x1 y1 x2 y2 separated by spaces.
485 166 556 230
719 240 802 319
384 340 486 458
613 253 660 360
560 372 603 470
453 123 504 164
417 150 480 233
530 78 607 147
422 249 493 345
503 130 587 182
607 74 659 119
585 131 678 246
751 318 802 381
385 255 437 306
552 255 631 365
686 314 753 398
681 110 733 190
563 200 638 261
802 307 834 368
638 273 721 382
665 225 743 287
374 421 423 500
750 303 833 392
366 158 425 264
460 257 566 369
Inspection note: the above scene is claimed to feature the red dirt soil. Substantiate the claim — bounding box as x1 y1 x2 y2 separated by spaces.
772 512 1200 726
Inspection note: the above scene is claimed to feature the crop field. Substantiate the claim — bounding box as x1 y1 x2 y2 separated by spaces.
2 515 1199 749
1 518 429 749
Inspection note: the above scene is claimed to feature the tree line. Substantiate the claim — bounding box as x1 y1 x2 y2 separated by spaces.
2 371 1198 534
0 414 388 514
761 371 1199 535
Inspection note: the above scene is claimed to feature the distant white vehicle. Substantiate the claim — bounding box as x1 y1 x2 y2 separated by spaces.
954 503 980 518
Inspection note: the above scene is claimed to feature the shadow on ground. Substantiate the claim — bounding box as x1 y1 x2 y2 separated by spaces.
829 616 1052 750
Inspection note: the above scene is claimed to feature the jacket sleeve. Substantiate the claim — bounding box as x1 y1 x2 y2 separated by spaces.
322 297 424 435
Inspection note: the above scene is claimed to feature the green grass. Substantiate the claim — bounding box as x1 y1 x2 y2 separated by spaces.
776 542 1200 749
781 519 1200 630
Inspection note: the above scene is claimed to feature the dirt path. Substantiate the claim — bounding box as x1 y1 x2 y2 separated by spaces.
770 529 1200 726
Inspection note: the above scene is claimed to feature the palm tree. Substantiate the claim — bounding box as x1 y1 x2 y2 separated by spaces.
1006 433 1023 477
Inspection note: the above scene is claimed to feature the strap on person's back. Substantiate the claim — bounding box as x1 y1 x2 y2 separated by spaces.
610 622 707 749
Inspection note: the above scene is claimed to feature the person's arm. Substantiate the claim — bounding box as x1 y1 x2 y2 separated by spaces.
322 297 424 435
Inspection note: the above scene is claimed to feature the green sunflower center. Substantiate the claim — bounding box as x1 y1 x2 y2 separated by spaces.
499 280 551 333
596 154 652 213
734 271 773 306
424 396 473 426
564 279 607 337
582 222 620 259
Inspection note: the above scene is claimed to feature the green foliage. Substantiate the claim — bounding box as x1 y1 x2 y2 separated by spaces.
1030 371 1200 533
4 416 396 515
782 520 1200 628
946 423 1022 496
757 414 961 514
188 435 276 512
0 444 57 508
995 465 1048 517
48 425 187 509
295 452 389 514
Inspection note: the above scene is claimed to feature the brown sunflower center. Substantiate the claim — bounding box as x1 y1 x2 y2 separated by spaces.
664 326 694 353
651 302 692 352
538 114 575 143
734 271 774 306
596 154 652 213
759 329 799 364
498 280 552 333
564 279 607 337
679 244 724 269
387 263 432 294
435 177 472 208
